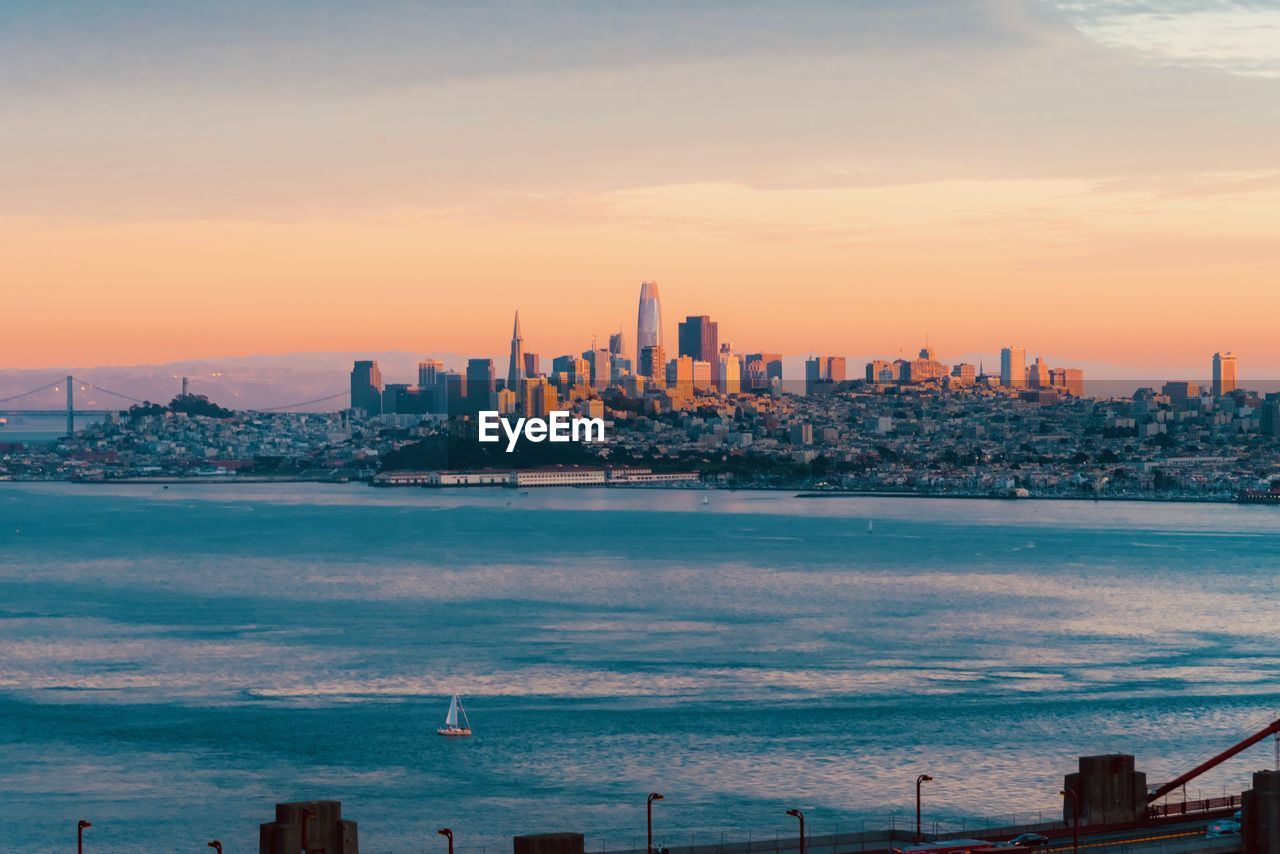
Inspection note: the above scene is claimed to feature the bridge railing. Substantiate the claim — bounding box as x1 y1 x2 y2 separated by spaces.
1148 795 1242 819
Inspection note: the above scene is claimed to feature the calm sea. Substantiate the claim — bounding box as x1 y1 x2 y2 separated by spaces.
1 484 1278 852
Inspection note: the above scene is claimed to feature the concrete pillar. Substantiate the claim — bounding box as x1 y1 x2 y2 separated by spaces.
513 833 585 854
1063 754 1148 826
1244 770 1280 854
259 800 359 854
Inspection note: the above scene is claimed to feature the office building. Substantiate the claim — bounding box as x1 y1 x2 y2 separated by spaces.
507 311 524 389
718 343 742 394
1162 381 1199 406
1213 352 1238 397
639 345 666 386
436 371 467 416
678 315 719 381
350 360 383 416
743 353 783 392
1000 347 1027 389
805 356 846 396
519 381 560 419
951 363 976 385
608 329 626 357
636 281 663 367
1050 368 1085 397
523 352 540 378
1028 357 1050 389
584 347 612 390
465 359 495 415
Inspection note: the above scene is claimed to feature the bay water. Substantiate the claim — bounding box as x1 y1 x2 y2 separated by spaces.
1 484 1278 851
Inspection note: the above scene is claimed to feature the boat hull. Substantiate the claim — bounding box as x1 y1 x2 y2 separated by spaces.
436 727 472 737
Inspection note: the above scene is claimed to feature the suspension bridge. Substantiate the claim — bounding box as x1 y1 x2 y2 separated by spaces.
0 375 348 437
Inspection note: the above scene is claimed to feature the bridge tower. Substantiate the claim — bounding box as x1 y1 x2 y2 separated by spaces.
65 375 73 436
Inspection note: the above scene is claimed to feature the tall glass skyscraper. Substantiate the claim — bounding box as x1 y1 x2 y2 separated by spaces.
636 281 662 367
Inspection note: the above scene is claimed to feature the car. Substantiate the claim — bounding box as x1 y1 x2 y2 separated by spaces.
1005 834 1050 848
1205 819 1241 838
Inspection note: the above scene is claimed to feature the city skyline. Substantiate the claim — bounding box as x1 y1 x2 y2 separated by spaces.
4 1 1280 371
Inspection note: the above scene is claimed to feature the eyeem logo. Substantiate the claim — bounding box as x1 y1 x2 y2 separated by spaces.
478 410 607 452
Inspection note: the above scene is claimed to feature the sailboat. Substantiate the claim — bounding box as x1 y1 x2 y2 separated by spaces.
436 693 472 737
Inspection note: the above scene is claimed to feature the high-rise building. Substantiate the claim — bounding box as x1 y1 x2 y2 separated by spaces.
584 347 612 390
417 359 444 388
639 345 666 385
436 371 467 416
1213 352 1238 397
1162 381 1199 406
951 363 976 385
805 356 846 395
677 315 719 381
523 352 540 378
1000 347 1027 389
1028 357 1050 389
666 355 695 404
1049 368 1085 396
692 359 713 391
636 281 663 367
718 343 742 394
507 311 524 390
866 360 892 384
743 353 783 392
608 328 626 357
465 358 495 415
521 377 558 418
350 360 383 416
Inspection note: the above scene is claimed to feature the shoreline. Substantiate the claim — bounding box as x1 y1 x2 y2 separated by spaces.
1 477 1260 508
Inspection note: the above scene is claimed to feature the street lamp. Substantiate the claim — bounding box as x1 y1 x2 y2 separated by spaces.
439 827 454 854
916 774 934 842
208 843 223 854
647 792 664 854
787 809 806 854
77 820 91 854
1059 789 1079 854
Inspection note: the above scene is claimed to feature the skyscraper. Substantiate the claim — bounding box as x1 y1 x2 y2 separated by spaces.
466 358 495 415
608 328 626 357
718 343 741 394
1213 352 1237 397
1000 347 1027 389
507 311 524 390
636 281 662 366
350 360 383 416
678 315 719 381
523 352 540 378
805 356 846 395
639 344 666 386
417 359 444 388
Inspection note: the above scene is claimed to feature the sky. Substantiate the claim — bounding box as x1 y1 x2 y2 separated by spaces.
3 0 1279 376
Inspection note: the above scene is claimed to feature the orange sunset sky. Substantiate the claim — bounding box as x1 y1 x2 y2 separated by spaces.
3 0 1279 374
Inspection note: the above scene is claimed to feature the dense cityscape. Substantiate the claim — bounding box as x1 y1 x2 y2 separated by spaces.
3 282 1278 502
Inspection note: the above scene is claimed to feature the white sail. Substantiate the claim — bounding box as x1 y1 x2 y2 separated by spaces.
445 694 459 728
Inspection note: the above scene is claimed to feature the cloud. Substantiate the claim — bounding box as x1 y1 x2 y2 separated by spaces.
1058 0 1280 77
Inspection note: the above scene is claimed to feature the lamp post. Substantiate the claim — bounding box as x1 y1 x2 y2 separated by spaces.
916 774 934 842
208 843 223 854
77 820 91 854
1060 789 1079 854
439 827 454 854
787 809 806 854
648 792 664 854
